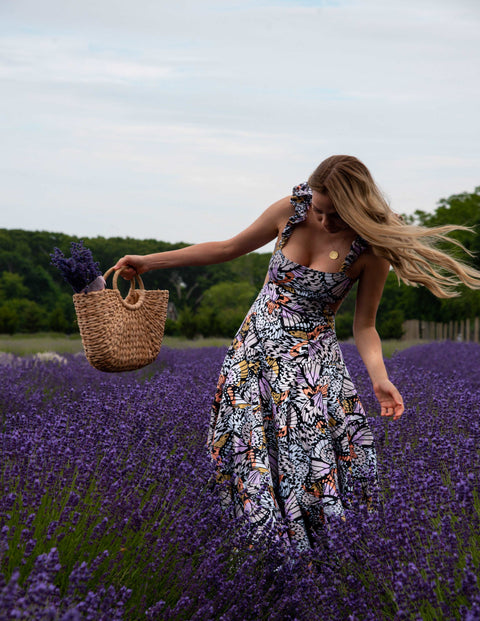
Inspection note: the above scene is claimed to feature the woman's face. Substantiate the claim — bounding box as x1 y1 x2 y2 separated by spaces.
311 191 350 234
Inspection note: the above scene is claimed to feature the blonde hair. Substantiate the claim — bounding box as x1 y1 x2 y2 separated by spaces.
308 155 480 298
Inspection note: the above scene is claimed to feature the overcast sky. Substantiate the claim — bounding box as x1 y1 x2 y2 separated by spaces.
1 0 479 252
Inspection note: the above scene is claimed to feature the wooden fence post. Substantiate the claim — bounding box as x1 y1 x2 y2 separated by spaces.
402 319 420 341
401 317 479 342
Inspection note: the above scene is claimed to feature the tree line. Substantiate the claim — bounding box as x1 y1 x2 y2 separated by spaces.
1 186 479 340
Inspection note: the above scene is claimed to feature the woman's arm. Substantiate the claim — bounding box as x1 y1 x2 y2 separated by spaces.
353 255 404 420
114 197 292 279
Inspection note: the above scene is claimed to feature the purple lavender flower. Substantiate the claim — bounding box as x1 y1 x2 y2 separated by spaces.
50 241 102 293
0 342 479 619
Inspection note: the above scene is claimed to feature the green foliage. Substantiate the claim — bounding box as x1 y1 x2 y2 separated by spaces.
439 285 480 321
414 186 480 267
377 309 404 340
415 187 480 229
0 299 48 334
0 271 29 300
177 306 198 340
408 186 480 318
195 281 257 337
228 253 270 289
0 301 19 334
49 305 71 334
335 312 354 340
164 317 181 337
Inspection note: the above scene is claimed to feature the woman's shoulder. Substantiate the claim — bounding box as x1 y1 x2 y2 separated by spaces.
267 195 296 219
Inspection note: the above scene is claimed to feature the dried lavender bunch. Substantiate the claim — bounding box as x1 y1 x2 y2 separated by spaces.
50 241 102 293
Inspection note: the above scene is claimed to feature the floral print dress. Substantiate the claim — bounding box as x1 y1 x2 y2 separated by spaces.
207 182 378 550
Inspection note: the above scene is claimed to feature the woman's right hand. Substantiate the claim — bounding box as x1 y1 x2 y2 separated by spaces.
113 255 150 279
373 379 404 420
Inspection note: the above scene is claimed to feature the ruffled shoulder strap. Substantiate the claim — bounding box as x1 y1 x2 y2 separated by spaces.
341 235 369 272
278 182 312 250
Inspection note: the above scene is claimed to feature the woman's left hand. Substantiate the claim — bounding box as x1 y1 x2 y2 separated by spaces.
373 379 404 420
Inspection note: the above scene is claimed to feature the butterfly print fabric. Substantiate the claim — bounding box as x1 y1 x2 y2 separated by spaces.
207 182 377 551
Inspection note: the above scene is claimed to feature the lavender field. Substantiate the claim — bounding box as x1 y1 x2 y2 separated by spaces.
1 342 479 620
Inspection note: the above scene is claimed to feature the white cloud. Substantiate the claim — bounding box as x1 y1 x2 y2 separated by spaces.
0 0 479 245
0 35 204 86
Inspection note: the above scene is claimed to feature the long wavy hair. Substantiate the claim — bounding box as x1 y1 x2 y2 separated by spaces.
308 155 480 298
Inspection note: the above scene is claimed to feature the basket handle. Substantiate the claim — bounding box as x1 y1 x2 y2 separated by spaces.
103 267 146 310
103 266 145 290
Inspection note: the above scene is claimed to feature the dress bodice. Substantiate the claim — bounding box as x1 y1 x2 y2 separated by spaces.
266 182 368 308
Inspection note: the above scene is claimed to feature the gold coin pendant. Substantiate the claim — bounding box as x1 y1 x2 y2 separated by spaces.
329 250 339 260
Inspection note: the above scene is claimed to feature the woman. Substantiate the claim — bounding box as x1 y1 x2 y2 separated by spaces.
114 155 480 550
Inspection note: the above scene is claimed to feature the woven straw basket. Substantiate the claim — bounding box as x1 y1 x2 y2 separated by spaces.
73 267 169 372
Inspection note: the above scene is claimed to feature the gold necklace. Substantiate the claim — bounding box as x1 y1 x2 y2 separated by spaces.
329 250 339 260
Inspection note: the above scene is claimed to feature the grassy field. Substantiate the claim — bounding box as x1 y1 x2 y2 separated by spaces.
0 332 428 357
0 333 85 355
0 333 232 355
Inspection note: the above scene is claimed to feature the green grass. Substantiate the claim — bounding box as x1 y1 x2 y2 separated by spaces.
0 333 84 355
0 333 231 356
0 333 429 357
163 335 232 349
380 338 429 358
